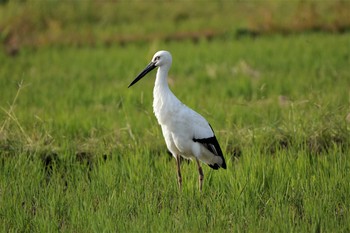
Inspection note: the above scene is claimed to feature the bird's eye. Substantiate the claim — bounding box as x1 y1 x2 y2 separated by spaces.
155 56 160 61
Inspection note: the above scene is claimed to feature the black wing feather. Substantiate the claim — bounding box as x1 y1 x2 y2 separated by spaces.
193 135 227 170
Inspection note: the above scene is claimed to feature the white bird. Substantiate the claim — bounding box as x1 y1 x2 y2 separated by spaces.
128 50 226 191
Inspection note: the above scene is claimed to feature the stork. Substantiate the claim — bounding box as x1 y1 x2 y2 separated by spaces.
128 50 226 191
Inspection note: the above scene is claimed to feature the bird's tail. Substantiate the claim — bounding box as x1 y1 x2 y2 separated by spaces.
193 136 227 170
208 156 226 170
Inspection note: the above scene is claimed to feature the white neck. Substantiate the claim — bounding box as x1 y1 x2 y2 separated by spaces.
153 66 181 124
154 66 169 90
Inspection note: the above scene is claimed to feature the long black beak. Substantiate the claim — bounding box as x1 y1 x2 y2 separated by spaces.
128 61 157 88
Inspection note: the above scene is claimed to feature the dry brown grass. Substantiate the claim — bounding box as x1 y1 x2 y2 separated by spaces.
1 0 350 54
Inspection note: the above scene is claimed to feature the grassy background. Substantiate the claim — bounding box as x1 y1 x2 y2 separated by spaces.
1 1 350 232
1 0 350 50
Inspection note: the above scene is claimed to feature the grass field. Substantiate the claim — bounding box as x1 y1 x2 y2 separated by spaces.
1 1 350 232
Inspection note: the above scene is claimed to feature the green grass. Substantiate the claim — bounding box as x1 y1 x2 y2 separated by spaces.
1 33 350 232
1 148 349 232
1 11 350 233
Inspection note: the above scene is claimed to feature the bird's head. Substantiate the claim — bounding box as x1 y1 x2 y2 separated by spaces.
128 50 172 88
152 50 172 67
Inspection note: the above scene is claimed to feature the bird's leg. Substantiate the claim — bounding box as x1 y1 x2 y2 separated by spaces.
176 155 182 191
196 159 204 191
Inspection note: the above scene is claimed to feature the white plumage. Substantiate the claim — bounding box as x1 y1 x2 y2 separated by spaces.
129 50 226 191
